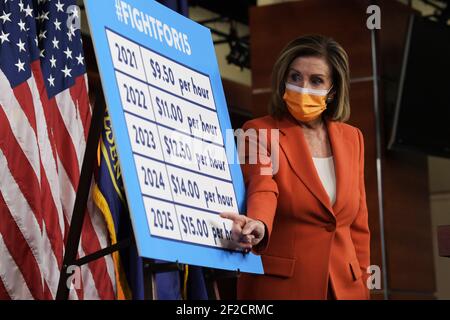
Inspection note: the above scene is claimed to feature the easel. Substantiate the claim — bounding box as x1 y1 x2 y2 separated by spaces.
55 90 239 300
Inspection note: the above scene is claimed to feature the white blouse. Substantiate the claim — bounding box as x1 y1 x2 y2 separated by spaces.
312 156 336 206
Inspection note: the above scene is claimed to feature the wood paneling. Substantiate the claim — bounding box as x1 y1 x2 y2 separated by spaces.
438 225 450 257
249 0 373 91
348 81 382 270
222 78 252 115
377 0 436 294
251 91 271 118
377 0 419 82
388 292 436 300
373 290 435 300
383 150 435 291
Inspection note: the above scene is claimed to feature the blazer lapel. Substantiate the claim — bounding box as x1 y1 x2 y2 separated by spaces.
276 114 354 217
326 118 354 215
277 115 334 215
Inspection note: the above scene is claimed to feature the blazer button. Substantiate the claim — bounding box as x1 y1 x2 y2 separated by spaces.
325 223 336 232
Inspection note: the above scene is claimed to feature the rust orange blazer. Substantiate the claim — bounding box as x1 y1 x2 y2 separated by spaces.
237 113 370 300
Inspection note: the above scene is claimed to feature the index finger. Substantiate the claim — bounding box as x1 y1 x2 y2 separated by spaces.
219 212 246 226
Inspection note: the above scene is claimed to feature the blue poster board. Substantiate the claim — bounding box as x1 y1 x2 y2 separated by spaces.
84 0 263 274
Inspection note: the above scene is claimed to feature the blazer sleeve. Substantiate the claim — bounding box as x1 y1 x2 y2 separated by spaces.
351 128 371 298
240 120 279 254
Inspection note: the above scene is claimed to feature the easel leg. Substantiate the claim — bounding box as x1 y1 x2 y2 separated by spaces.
203 269 221 300
143 260 157 300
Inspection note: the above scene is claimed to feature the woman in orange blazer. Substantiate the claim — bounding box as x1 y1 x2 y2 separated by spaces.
221 35 370 300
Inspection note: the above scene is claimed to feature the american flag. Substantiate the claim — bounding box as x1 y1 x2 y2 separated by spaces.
0 0 116 299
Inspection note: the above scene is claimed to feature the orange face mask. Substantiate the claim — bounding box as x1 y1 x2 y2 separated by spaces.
283 83 333 122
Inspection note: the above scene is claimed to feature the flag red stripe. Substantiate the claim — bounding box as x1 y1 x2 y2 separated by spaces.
43 281 53 300
57 74 115 299
0 3 116 299
30 62 59 174
0 192 45 300
12 81 38 135
52 103 81 188
0 276 11 300
0 101 64 271
63 214 70 253
12 76 65 269
0 105 43 229
39 169 64 268
48 94 115 298
56 158 109 299
30 64 80 200
75 264 85 300
69 75 91 140
81 211 116 299
30 66 107 287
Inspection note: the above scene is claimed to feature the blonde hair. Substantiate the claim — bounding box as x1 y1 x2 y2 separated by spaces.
269 35 350 122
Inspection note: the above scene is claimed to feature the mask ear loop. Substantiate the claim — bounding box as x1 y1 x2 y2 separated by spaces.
326 85 334 103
